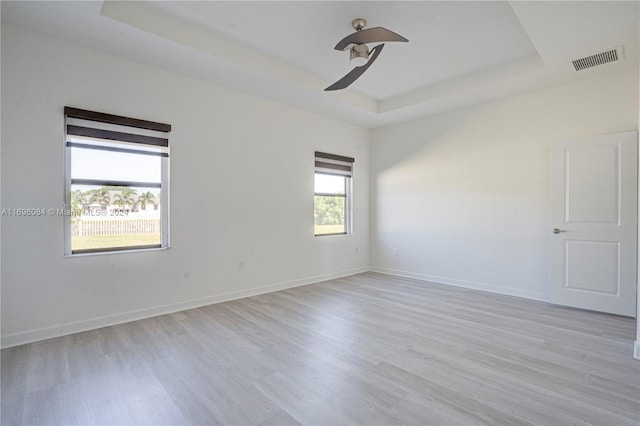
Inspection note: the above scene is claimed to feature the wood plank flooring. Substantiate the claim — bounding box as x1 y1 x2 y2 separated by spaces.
2 272 639 425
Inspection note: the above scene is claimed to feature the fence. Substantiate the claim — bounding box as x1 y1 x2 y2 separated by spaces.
72 218 160 237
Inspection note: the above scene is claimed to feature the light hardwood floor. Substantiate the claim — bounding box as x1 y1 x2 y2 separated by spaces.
2 272 639 425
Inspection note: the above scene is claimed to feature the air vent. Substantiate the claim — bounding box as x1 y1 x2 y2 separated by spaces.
572 47 623 71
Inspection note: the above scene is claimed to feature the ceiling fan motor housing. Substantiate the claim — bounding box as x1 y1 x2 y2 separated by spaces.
350 44 370 64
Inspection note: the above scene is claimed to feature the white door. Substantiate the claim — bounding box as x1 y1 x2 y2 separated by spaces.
550 131 637 317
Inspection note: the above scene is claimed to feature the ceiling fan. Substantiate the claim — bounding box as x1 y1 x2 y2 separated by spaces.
325 18 408 91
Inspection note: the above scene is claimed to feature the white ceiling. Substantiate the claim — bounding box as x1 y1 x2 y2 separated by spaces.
2 1 638 128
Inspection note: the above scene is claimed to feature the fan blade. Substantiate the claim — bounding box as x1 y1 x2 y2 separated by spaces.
325 44 384 91
334 27 407 51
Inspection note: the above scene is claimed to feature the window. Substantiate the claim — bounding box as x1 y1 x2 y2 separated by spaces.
314 151 354 236
64 107 170 254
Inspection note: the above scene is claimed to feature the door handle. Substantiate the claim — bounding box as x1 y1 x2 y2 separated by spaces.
553 228 567 234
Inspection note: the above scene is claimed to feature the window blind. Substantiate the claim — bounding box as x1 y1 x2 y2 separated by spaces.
314 151 355 177
64 107 171 148
65 107 171 188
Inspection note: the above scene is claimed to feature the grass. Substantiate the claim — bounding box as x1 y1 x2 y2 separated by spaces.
314 224 346 235
72 234 161 251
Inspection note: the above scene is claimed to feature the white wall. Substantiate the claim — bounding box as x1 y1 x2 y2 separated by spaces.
0 25 370 347
371 68 639 301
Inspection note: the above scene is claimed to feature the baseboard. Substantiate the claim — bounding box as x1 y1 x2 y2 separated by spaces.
1 266 369 349
634 340 640 360
370 266 549 302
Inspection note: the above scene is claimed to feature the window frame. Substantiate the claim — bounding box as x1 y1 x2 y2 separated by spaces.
63 107 171 255
313 151 354 237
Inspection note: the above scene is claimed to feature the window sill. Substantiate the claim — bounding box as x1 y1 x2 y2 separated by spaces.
64 246 169 258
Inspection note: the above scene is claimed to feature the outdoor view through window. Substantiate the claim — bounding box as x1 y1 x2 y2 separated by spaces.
314 173 348 236
65 107 169 254
69 141 164 252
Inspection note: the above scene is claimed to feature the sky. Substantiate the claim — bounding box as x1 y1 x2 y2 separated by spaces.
315 173 346 194
71 145 161 184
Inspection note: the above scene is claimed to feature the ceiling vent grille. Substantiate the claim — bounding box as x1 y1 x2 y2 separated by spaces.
572 47 623 71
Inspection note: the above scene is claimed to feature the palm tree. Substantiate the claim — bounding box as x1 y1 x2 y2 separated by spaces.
69 189 88 220
87 187 111 208
136 191 157 211
70 189 88 207
113 188 138 212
